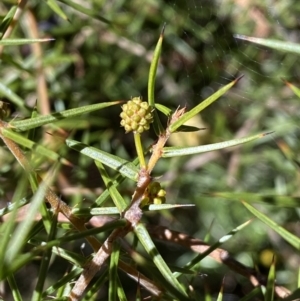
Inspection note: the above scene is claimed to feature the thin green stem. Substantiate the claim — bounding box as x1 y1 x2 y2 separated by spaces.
133 132 146 168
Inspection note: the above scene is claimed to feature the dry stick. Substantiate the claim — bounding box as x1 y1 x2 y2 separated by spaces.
148 225 291 299
69 227 129 301
22 10 51 116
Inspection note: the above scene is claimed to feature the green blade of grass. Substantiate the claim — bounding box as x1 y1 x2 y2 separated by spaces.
234 34 300 55
169 75 243 133
11 101 122 131
134 223 189 300
242 201 300 250
66 139 139 181
162 132 270 157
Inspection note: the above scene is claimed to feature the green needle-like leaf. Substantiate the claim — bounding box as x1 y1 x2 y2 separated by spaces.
243 201 300 250
5 174 49 264
0 38 55 45
234 34 300 55
134 223 189 300
57 0 111 24
45 0 69 21
11 101 122 131
210 192 300 207
0 6 17 38
109 242 120 301
155 103 172 116
265 257 275 301
66 139 139 181
148 25 165 135
169 76 242 133
163 132 270 157
2 128 69 164
0 82 30 113
95 161 128 213
284 80 300 98
174 219 252 278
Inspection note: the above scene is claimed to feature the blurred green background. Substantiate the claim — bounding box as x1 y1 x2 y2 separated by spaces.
1 0 300 299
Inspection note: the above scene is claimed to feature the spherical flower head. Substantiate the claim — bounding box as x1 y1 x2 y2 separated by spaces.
120 97 153 133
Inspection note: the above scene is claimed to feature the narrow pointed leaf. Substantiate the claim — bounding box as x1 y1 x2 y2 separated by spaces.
210 192 300 207
72 207 120 216
239 287 262 301
57 0 111 24
5 175 49 264
148 24 165 108
163 132 270 157
45 0 69 21
216 281 224 301
32 213 58 301
2 128 69 164
265 257 275 301
7 275 22 301
66 139 139 181
174 219 252 278
169 76 242 133
148 25 165 135
134 223 189 300
284 80 300 98
242 201 300 250
95 161 128 213
155 103 172 116
146 203 195 211
11 101 122 131
234 34 300 55
116 276 128 301
0 82 29 113
0 38 55 45
0 6 17 39
175 125 206 133
109 243 120 301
